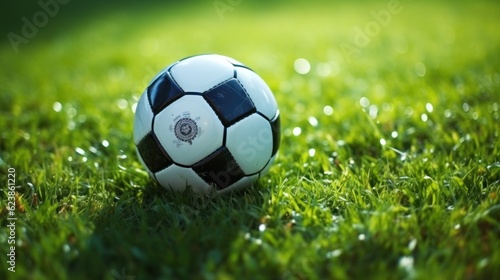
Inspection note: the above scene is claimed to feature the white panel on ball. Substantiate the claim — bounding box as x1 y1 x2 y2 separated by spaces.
155 164 213 194
154 95 224 166
226 114 272 175
169 55 234 93
133 91 154 144
236 67 278 120
213 54 245 66
218 174 259 195
259 154 277 179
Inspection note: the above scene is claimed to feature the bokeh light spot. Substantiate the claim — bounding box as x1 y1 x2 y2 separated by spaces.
294 58 311 74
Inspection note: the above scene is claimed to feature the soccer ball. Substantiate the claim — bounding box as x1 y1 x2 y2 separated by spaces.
133 54 280 194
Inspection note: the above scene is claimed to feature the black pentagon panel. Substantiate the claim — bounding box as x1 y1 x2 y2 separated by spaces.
192 146 245 190
270 111 281 156
203 78 256 126
147 72 184 114
136 132 174 173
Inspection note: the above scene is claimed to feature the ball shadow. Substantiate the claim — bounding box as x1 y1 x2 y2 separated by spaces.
71 181 267 279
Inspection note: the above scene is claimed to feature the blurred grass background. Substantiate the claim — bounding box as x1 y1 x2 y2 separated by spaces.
1 0 500 279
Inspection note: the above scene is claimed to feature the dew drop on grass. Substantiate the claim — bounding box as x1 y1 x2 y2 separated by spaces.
63 244 70 253
77 115 87 124
391 131 398 138
292 127 302 136
358 234 366 241
472 112 479 120
75 147 85 155
463 103 470 112
258 224 266 232
444 109 452 118
398 256 414 270
291 211 301 219
415 62 426 77
89 146 98 154
316 62 331 77
131 102 138 113
405 107 414 118
117 99 128 110
326 249 342 258
382 103 393 112
421 113 428 122
408 239 417 251
66 107 77 118
369 105 378 119
360 97 370 108
308 116 318 127
67 121 76 130
53 102 62 112
308 148 316 157
380 138 386 146
102 140 110 147
323 105 333 116
294 58 310 74
478 258 489 269
283 128 292 137
425 103 434 113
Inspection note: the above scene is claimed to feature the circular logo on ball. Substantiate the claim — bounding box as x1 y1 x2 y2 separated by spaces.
174 117 198 144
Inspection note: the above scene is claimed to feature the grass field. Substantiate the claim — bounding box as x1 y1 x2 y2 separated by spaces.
1 0 500 279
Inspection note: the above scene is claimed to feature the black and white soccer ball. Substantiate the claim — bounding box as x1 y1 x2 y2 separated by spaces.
133 54 280 194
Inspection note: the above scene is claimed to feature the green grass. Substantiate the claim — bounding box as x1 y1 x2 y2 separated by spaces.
1 0 500 279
